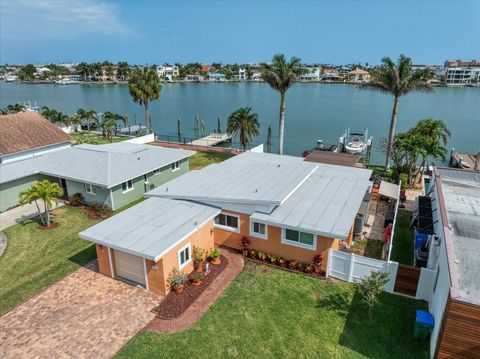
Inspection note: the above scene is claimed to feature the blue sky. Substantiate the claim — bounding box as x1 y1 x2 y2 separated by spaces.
1 0 479 65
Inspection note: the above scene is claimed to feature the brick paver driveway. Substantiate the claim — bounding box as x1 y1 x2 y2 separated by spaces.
0 262 159 359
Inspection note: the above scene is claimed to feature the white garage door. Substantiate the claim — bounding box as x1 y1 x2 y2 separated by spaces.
113 250 146 286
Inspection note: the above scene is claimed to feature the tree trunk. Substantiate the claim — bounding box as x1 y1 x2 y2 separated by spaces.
44 201 50 227
144 101 150 133
34 200 46 226
385 96 399 171
278 93 286 155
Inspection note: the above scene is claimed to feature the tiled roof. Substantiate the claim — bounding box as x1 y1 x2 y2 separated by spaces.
0 112 73 157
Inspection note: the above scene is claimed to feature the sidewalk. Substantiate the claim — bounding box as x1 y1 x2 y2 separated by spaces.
145 248 244 333
0 202 63 231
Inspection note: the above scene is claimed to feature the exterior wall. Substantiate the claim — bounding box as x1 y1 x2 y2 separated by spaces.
146 220 215 296
0 142 70 164
435 298 480 359
214 210 337 271
96 244 113 277
0 174 60 212
65 179 112 208
111 157 189 210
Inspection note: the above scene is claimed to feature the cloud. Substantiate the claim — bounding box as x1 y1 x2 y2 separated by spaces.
1 0 131 40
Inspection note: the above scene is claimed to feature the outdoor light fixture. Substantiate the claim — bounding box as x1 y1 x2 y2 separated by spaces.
152 264 158 271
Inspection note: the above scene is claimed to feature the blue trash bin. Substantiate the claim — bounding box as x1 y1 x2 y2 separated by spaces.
413 310 435 340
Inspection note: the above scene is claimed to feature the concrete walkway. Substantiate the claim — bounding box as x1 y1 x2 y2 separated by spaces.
0 202 63 231
0 261 159 359
145 248 244 333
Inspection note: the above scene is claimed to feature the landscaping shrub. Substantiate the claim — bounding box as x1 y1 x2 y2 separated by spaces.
69 193 84 207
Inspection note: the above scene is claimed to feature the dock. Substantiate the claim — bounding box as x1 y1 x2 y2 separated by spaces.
449 151 480 171
188 133 231 147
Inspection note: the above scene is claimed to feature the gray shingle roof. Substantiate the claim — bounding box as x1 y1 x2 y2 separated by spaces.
79 197 221 260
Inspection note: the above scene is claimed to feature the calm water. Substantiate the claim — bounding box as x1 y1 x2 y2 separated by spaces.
1 82 479 165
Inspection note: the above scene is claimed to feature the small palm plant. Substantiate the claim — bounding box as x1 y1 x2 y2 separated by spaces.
19 180 64 227
101 111 127 142
128 67 161 132
226 107 260 150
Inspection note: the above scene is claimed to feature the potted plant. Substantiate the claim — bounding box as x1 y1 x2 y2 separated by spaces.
210 248 221 265
288 260 298 270
278 258 287 268
168 269 188 294
239 236 251 256
191 271 205 286
193 246 206 272
313 253 323 274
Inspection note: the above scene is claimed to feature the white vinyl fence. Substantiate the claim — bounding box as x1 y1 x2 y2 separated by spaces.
326 249 399 293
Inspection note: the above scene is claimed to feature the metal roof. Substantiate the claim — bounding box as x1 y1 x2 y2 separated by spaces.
0 143 194 187
379 181 400 199
436 168 480 304
146 152 318 205
79 197 221 261
251 164 372 239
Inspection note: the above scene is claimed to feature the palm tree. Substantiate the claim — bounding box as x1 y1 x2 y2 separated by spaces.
361 55 435 170
128 67 161 132
261 54 304 154
117 61 130 81
19 180 63 227
41 105 58 121
227 107 260 150
50 111 70 128
76 62 89 82
266 125 273 153
102 111 127 141
2 103 26 114
75 108 97 133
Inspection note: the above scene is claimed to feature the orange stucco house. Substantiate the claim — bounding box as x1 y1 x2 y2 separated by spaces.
80 152 371 296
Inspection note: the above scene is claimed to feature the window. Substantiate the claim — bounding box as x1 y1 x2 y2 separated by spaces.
171 161 180 171
122 180 133 193
84 183 96 195
214 213 240 232
152 168 161 176
178 243 191 269
250 220 267 239
144 174 149 184
282 228 316 250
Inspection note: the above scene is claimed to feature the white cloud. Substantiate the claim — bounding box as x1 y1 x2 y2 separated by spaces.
1 0 130 40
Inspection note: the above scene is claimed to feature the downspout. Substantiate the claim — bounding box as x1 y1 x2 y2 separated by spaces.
109 188 115 211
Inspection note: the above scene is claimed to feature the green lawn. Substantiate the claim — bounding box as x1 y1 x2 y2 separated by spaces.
71 133 128 144
0 198 144 316
189 151 235 170
117 262 428 359
391 210 414 265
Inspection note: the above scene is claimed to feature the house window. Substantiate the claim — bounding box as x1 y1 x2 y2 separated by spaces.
250 220 267 239
282 228 316 250
84 183 96 195
178 243 191 269
171 161 180 172
152 168 161 176
214 213 240 232
144 174 149 184
122 180 133 193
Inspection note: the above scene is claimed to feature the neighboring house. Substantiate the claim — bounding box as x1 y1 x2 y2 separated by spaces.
299 67 321 81
0 112 194 212
156 65 179 80
208 73 227 82
80 152 372 295
237 68 247 81
347 68 371 83
415 167 480 358
444 67 480 86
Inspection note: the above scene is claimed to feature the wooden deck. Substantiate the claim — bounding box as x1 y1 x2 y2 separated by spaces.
188 133 231 147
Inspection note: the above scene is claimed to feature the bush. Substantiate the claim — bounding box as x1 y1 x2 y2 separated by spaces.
356 271 390 321
239 236 250 249
399 173 408 191
69 193 84 207
191 271 205 283
91 202 107 217
211 248 220 259
168 269 188 290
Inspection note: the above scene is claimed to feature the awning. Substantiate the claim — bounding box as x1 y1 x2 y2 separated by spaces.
379 181 400 200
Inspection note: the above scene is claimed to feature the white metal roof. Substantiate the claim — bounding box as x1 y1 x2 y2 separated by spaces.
379 181 400 199
251 164 372 239
146 152 318 205
0 143 194 187
79 197 221 261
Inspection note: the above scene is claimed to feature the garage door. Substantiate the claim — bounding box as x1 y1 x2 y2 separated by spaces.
113 250 146 286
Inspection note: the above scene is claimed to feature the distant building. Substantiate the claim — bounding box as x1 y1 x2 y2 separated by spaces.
156 65 179 80
321 68 342 82
200 65 211 73
208 73 226 82
347 68 370 83
445 67 480 86
412 64 444 79
299 67 321 81
238 68 247 81
251 72 262 81
444 59 479 68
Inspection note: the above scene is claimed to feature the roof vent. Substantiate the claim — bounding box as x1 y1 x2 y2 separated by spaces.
137 157 141 160
194 221 198 226
165 188 168 192
254 189 258 193
277 164 281 168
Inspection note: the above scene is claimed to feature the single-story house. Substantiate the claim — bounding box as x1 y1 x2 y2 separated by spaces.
80 152 372 295
0 112 194 211
347 68 371 83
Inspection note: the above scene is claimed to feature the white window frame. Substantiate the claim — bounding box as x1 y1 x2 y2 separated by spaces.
122 179 134 193
177 242 191 270
171 161 180 172
84 183 96 196
144 173 149 184
281 228 317 251
249 219 268 240
214 212 241 233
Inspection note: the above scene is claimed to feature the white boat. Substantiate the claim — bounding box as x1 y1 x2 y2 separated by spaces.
4 75 18 82
345 137 367 154
340 128 372 155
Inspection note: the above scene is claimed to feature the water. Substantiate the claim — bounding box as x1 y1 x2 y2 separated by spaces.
1 82 479 165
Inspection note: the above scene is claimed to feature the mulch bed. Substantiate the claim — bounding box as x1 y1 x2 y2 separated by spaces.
85 207 112 220
152 255 228 319
245 256 326 279
37 223 59 230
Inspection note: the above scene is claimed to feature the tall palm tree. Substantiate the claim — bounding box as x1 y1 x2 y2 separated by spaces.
50 111 70 128
76 62 89 82
261 54 304 155
117 61 130 81
76 108 97 133
227 107 260 150
102 111 127 141
128 68 161 132
19 180 63 227
2 103 26 114
361 55 435 170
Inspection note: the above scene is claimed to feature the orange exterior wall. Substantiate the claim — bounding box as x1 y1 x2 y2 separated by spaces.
146 220 215 296
213 210 343 271
96 244 112 277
